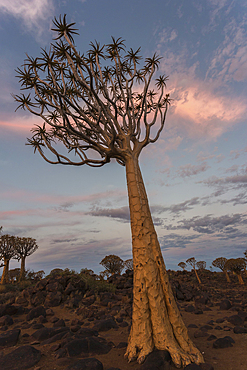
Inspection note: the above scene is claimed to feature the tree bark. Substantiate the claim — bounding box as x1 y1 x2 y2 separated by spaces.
224 270 231 283
237 273 244 285
19 257 26 282
194 268 201 284
124 155 204 368
1 259 10 285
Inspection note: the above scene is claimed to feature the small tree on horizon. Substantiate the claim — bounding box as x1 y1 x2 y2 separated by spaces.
196 261 206 270
0 235 16 285
186 257 201 284
178 262 186 271
212 257 231 283
13 237 39 282
100 254 125 275
13 15 203 367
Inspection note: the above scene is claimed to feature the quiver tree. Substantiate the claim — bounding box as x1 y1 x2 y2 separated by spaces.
0 235 16 284
178 262 186 271
212 257 231 283
100 254 125 275
196 261 206 270
124 258 133 271
225 258 246 285
13 237 38 281
13 15 204 367
186 257 201 284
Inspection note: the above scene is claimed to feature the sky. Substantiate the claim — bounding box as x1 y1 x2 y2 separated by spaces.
0 0 247 275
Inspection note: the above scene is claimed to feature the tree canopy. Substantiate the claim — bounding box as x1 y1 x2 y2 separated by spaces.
14 14 170 168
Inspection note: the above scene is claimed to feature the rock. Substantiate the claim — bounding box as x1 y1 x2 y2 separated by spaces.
219 300 232 310
0 345 41 370
195 293 209 305
53 319 66 327
207 334 217 341
42 329 71 344
45 292 62 307
215 318 225 323
0 329 20 347
65 358 103 370
32 327 69 341
233 326 247 334
92 318 118 332
76 328 98 337
65 339 88 356
188 324 198 328
46 282 64 292
0 304 19 317
140 349 171 370
64 282 76 295
184 364 201 369
227 315 243 326
116 341 127 348
30 291 46 306
0 315 13 326
194 330 208 338
200 325 213 331
185 305 195 312
213 336 235 348
200 364 214 370
26 306 46 321
87 336 111 354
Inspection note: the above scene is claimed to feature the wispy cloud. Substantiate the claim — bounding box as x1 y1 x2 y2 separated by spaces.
176 162 210 178
165 213 247 235
0 0 54 40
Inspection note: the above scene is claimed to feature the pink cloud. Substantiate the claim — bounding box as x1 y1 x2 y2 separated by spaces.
0 116 37 133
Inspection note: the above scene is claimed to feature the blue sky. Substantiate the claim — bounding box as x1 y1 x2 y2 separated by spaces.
0 0 246 275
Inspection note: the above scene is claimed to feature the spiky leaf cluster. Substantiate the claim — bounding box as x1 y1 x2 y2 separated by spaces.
14 15 170 167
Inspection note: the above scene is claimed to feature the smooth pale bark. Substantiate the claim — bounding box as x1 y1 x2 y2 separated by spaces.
124 155 204 368
194 268 201 284
19 257 26 282
1 259 9 284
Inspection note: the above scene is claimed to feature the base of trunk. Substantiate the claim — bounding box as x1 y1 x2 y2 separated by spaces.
124 260 204 368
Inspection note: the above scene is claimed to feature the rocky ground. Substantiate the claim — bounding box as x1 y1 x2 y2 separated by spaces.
0 269 246 370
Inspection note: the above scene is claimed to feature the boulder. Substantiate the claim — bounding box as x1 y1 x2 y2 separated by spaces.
92 318 118 332
213 336 235 349
0 329 20 347
0 345 41 370
0 315 13 327
219 300 232 310
140 349 171 370
65 358 103 370
26 306 46 321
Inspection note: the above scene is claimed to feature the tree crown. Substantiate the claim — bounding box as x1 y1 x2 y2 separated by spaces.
14 15 170 167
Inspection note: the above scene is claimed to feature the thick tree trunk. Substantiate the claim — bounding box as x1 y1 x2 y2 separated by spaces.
1 259 10 285
19 257 26 282
124 155 204 368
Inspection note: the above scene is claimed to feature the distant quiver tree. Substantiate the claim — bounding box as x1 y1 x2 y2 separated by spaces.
13 237 39 281
225 258 246 285
212 257 231 283
186 257 202 284
13 15 203 367
178 262 186 271
0 235 16 284
100 254 125 275
196 261 206 270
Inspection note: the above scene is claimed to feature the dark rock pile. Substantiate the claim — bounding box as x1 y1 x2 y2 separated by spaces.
0 269 247 369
